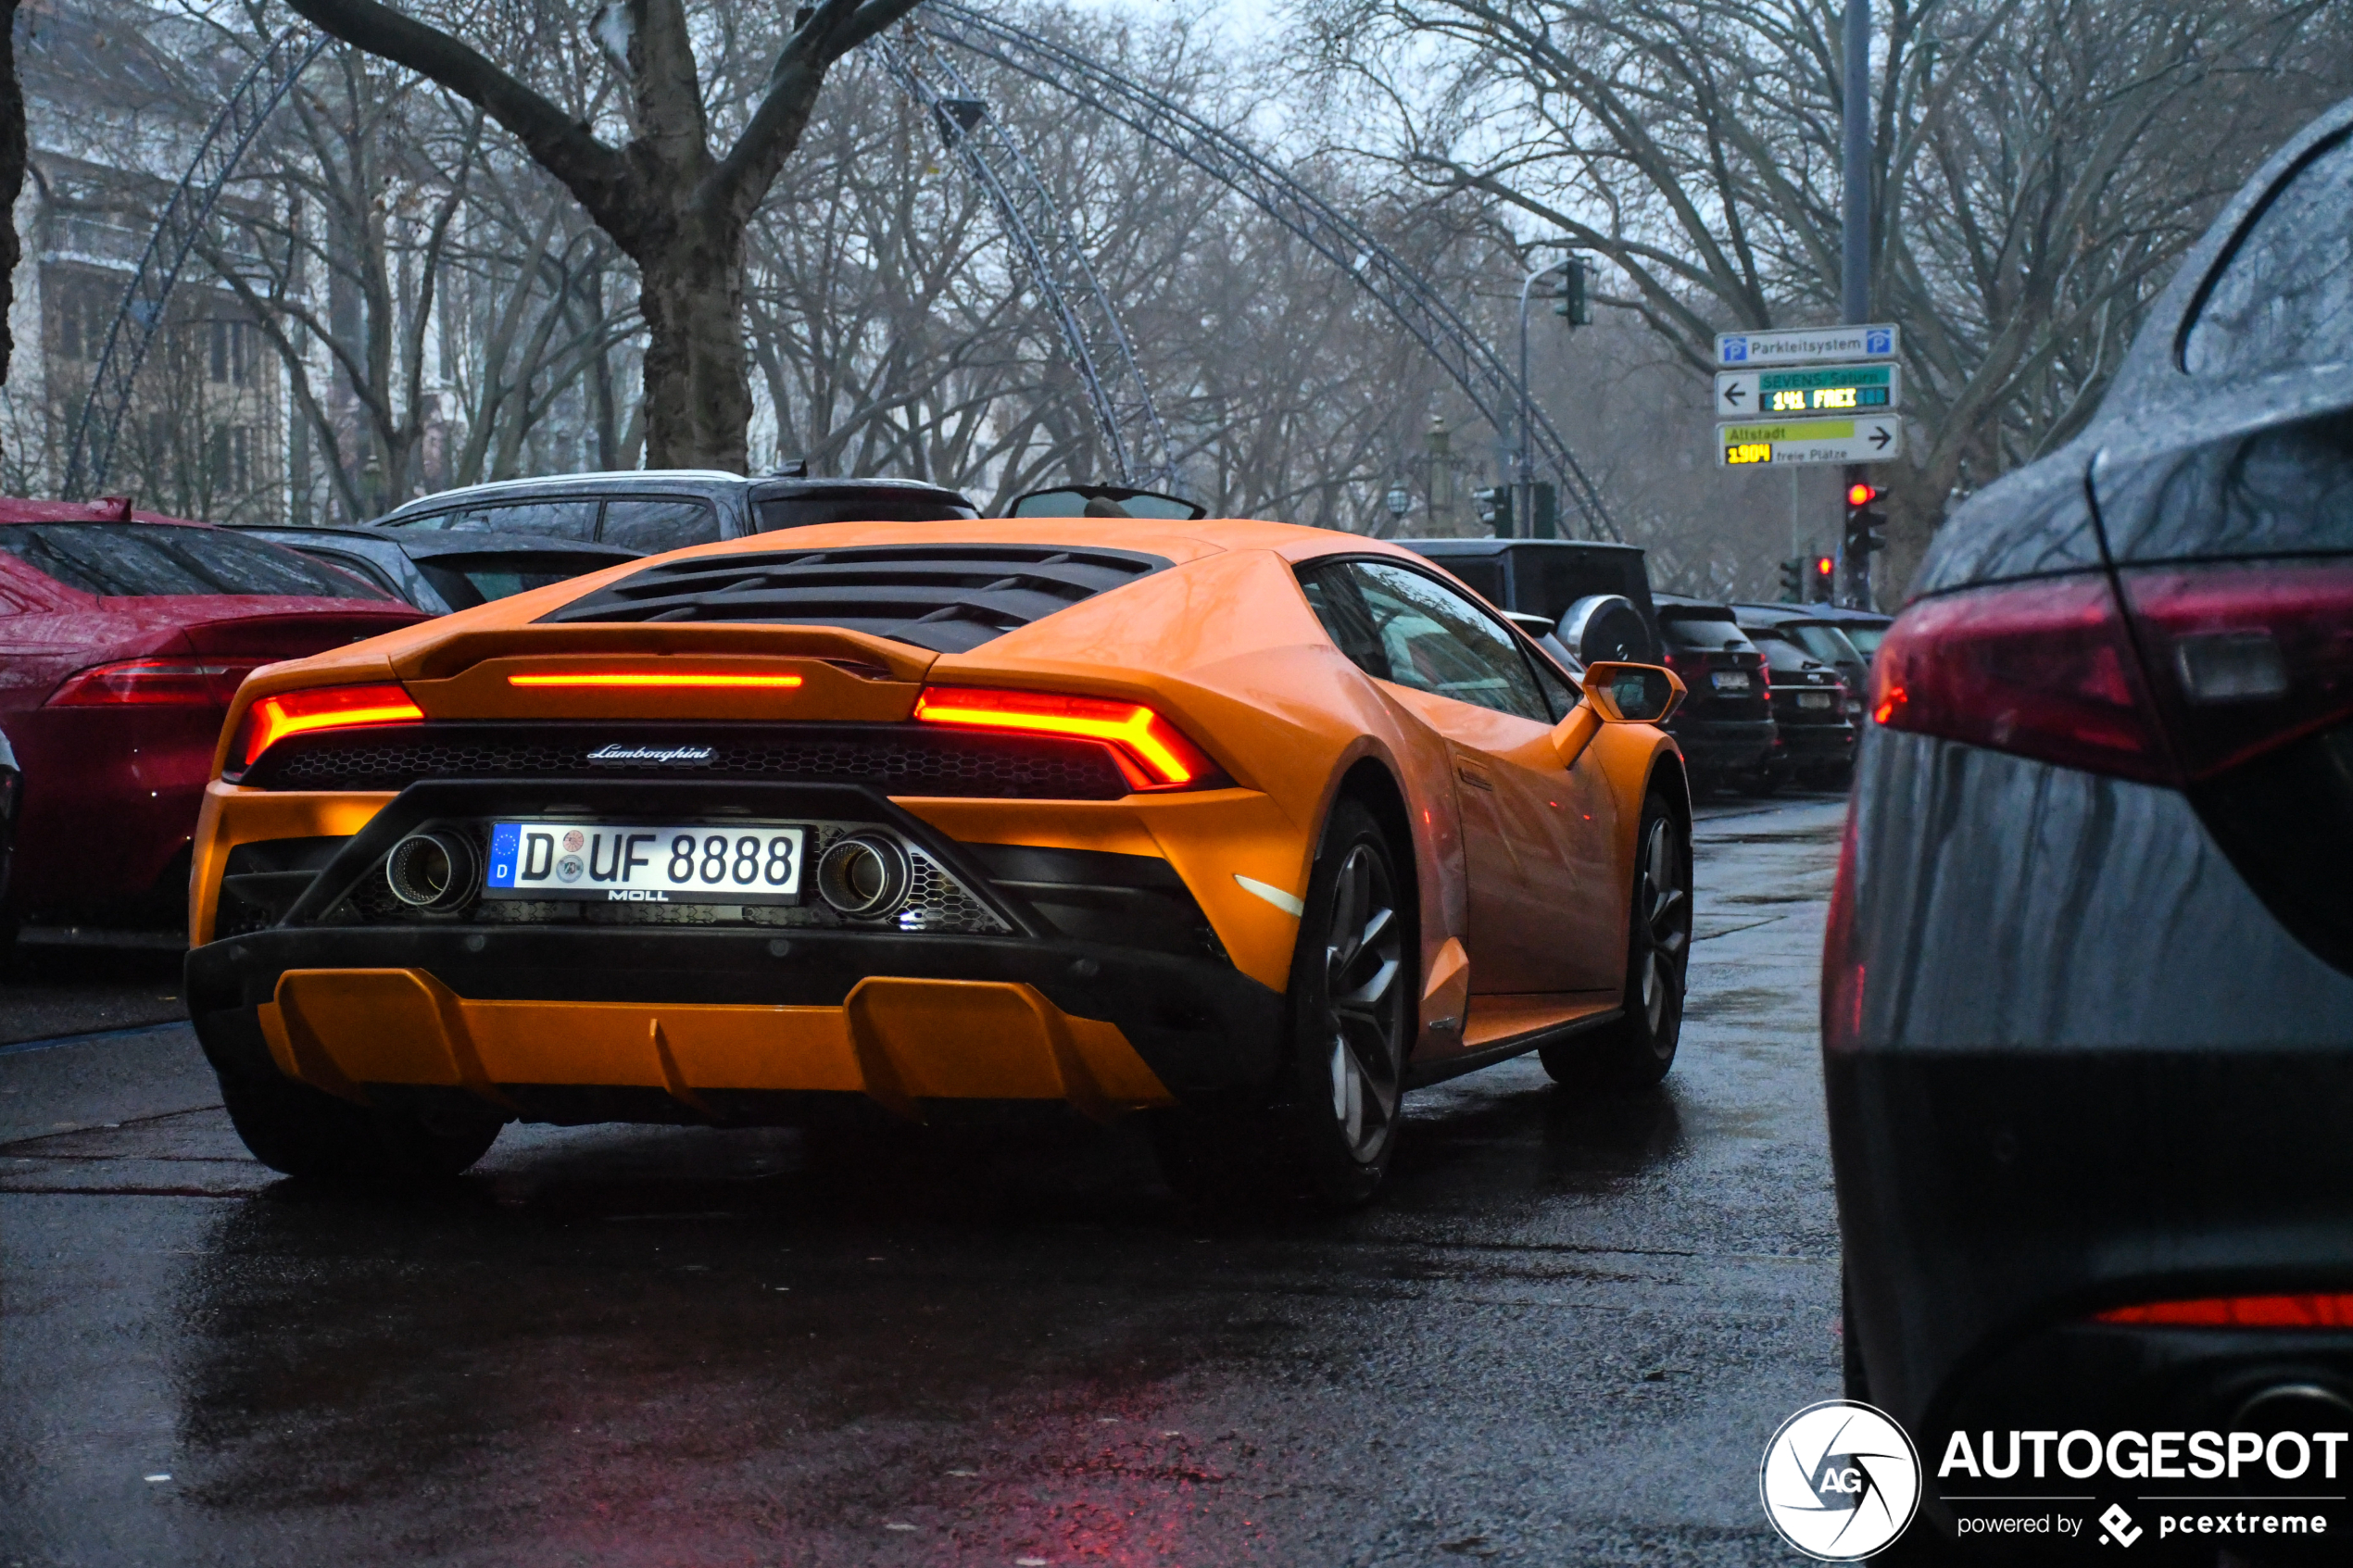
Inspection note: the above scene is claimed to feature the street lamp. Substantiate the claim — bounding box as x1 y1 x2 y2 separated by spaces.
1383 483 1412 527
1516 255 1590 539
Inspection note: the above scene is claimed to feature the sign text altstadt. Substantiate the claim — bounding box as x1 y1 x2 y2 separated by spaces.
1718 416 1903 468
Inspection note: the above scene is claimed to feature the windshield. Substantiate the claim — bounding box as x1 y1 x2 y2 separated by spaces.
1785 621 1864 668
0 522 390 598
1840 623 1887 658
755 495 976 532
422 554 625 608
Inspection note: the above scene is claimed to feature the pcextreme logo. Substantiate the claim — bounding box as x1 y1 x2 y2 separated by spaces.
1760 1399 1923 1560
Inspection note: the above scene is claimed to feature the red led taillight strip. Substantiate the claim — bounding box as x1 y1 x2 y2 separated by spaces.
912 685 1221 791
231 684 423 774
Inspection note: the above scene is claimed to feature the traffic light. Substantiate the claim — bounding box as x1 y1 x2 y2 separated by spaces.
1779 558 1805 602
1530 482 1557 540
1811 553 1837 597
1473 485 1513 536
1552 257 1592 326
1844 480 1888 557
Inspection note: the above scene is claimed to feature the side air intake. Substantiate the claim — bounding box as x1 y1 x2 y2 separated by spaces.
536 544 1172 653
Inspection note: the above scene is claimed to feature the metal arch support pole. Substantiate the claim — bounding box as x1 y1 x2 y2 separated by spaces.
923 2 1619 542
869 31 1176 491
61 28 330 500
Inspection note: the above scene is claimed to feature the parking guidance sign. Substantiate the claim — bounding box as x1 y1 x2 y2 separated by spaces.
1718 416 1903 467
1716 323 1899 367
1716 362 1902 419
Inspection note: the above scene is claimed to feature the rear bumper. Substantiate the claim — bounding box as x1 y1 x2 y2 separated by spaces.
185 921 1287 1124
1831 729 2353 1552
1768 719 1855 763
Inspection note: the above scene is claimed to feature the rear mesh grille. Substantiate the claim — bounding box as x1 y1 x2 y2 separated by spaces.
536 543 1171 653
244 722 1135 798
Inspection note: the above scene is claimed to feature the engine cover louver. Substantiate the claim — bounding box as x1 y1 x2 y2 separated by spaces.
537 544 1172 653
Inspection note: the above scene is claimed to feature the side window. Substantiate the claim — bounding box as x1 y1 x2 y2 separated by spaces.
1527 646 1580 722
601 497 720 552
1298 561 1392 679
1349 561 1552 722
2183 130 2353 379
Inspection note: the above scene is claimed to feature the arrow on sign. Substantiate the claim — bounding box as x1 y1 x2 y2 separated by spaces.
1721 379 1747 409
1869 423 1893 450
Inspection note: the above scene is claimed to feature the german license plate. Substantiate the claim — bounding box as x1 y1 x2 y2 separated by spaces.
1710 671 1751 693
484 822 806 903
1797 690 1833 710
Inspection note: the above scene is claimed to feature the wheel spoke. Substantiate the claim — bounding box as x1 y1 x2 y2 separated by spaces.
1337 955 1400 1011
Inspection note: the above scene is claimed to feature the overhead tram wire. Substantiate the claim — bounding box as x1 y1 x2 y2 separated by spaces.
919 2 1619 542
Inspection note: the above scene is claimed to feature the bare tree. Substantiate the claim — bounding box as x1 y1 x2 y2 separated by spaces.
1305 0 2351 596
276 0 932 473
0 0 26 409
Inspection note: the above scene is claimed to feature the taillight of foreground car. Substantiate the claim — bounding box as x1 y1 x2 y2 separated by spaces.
226 683 423 780
2095 1294 2353 1328
2116 558 2353 781
46 659 261 708
1869 574 2173 784
912 685 1226 791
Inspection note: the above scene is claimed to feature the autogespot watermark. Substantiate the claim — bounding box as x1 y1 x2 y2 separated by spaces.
1760 1400 1923 1560
1763 1405 2350 1555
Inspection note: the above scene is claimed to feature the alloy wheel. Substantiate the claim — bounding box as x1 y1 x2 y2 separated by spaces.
1637 815 1692 1035
1322 842 1406 1163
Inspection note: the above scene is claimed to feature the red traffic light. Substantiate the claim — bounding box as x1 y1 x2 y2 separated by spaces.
1814 556 1835 577
1846 482 1879 508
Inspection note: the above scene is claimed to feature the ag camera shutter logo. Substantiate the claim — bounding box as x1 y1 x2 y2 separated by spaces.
1760 1399 1922 1559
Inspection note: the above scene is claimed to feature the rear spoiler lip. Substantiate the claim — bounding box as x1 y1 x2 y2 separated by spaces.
389 622 940 686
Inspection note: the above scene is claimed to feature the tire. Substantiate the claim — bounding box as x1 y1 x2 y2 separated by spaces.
1842 1272 1869 1401
220 1065 503 1182
1154 797 1413 1210
1541 790 1692 1090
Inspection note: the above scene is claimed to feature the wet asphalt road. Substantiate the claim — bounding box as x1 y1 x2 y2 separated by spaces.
0 794 1847 1568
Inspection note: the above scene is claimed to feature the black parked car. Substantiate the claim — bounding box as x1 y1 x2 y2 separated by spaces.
239 526 643 615
1650 595 1776 792
1831 96 2353 1560
0 725 18 918
371 470 979 554
1730 610 1855 790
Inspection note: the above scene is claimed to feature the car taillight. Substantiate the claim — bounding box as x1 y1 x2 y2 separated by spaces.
47 659 259 707
1869 575 2172 784
912 685 1224 791
229 683 423 776
2095 1294 2353 1328
2118 558 2353 781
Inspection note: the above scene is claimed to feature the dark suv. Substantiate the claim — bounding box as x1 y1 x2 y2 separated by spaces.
1651 595 1776 790
370 470 978 554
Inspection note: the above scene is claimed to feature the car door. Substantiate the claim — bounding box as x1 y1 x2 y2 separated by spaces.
1302 558 1620 997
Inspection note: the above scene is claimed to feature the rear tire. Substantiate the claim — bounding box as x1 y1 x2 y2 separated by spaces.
220 1066 502 1182
1541 790 1691 1090
1154 798 1412 1210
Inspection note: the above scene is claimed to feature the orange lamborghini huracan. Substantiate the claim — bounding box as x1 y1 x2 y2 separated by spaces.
185 518 1692 1204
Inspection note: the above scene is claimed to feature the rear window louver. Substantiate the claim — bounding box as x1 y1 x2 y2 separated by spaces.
536 544 1172 653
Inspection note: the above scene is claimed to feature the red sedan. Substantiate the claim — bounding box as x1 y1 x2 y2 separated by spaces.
0 499 422 935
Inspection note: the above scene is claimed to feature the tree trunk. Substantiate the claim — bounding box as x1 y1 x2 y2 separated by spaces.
635 216 752 473
0 0 25 398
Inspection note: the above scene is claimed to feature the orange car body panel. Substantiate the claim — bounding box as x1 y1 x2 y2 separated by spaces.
192 517 1683 1110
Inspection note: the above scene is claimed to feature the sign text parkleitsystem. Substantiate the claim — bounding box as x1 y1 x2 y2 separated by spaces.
1715 324 1900 368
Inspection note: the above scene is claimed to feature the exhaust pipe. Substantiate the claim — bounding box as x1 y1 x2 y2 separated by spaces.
385 830 478 911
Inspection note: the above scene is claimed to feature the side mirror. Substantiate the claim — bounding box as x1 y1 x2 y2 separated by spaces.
1581 661 1685 724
